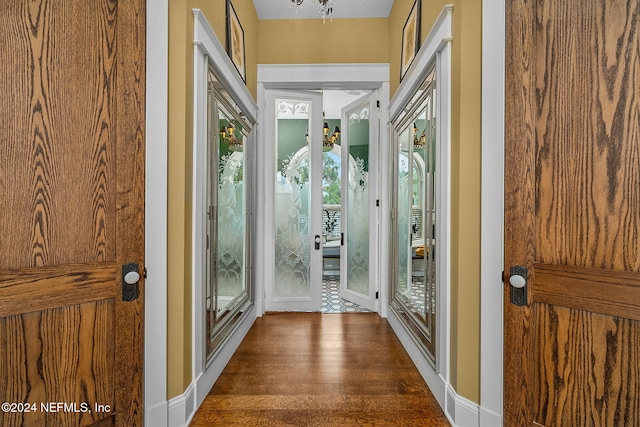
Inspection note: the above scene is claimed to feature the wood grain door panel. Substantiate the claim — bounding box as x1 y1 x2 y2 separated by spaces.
533 263 640 321
0 264 118 318
534 304 640 426
0 301 116 427
0 0 145 425
505 0 640 426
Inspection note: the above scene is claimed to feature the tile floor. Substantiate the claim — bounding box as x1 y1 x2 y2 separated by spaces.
321 275 371 313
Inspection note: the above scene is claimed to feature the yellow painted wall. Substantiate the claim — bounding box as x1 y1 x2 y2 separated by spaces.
167 0 258 399
390 0 482 403
258 18 389 64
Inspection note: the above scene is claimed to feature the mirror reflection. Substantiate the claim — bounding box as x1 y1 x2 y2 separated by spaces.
392 68 437 364
206 68 252 360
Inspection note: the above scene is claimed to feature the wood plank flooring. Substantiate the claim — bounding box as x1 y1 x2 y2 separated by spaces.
191 313 450 426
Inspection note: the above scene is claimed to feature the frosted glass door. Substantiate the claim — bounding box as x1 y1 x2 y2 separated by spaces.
266 90 323 311
339 92 378 311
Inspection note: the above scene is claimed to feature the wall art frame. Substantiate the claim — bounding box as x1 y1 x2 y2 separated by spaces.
226 0 246 82
400 0 421 81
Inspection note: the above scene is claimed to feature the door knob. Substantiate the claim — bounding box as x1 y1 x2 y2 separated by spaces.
509 274 526 289
124 271 141 285
122 263 140 301
509 266 528 306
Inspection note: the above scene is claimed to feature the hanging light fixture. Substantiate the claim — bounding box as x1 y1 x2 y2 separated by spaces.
289 0 336 22
305 121 340 152
413 122 426 148
323 121 340 152
314 0 336 20
220 122 243 152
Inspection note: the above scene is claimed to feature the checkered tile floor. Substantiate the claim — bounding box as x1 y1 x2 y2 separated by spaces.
322 275 371 313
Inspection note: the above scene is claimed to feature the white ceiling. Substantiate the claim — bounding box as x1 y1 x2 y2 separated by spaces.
253 0 394 20
323 90 370 119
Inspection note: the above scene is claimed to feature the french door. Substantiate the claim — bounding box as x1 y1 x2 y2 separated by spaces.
339 92 379 311
264 89 379 312
265 90 324 311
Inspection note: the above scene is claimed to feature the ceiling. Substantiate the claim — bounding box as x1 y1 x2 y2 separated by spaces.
252 0 394 20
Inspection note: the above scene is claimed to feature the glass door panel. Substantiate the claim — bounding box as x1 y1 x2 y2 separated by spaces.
266 90 323 311
339 92 378 310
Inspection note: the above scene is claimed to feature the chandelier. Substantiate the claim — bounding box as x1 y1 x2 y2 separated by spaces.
290 0 337 21
220 122 243 152
305 121 340 152
413 122 426 147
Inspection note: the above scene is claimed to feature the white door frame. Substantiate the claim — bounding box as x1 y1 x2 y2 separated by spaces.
480 0 505 425
256 64 390 317
145 1 169 425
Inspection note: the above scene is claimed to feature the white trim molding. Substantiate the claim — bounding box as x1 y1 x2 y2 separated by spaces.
256 63 390 317
145 0 169 425
188 9 259 426
390 5 453 119
167 383 196 427
258 63 390 90
447 385 481 427
166 305 256 427
480 0 505 426
195 305 257 405
387 2 453 419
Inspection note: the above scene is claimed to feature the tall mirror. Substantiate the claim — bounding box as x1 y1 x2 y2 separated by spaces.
206 67 253 360
391 68 437 365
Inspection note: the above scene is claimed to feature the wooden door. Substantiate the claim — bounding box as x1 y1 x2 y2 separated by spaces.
504 1 640 426
0 1 145 426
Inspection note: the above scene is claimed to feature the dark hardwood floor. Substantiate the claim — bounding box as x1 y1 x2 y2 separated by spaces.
191 313 450 426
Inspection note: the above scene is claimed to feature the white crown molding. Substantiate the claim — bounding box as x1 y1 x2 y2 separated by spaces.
258 63 389 90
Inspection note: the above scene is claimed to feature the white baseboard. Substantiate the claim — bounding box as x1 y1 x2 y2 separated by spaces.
145 400 168 427
167 383 196 427
167 305 257 427
479 406 502 427
387 308 482 427
386 309 447 408
446 385 480 427
195 305 257 407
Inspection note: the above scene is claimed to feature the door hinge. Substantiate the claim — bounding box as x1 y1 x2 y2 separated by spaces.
376 199 380 207
375 291 379 299
144 267 148 279
376 100 380 108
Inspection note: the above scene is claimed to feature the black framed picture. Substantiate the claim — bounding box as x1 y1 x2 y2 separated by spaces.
400 0 421 80
226 0 246 82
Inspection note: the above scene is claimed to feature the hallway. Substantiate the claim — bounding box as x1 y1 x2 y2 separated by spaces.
190 313 450 426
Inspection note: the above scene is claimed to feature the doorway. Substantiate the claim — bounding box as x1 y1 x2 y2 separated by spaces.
263 88 379 313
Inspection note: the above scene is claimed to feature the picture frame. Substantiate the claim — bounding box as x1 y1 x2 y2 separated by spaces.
400 0 421 80
226 0 246 82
